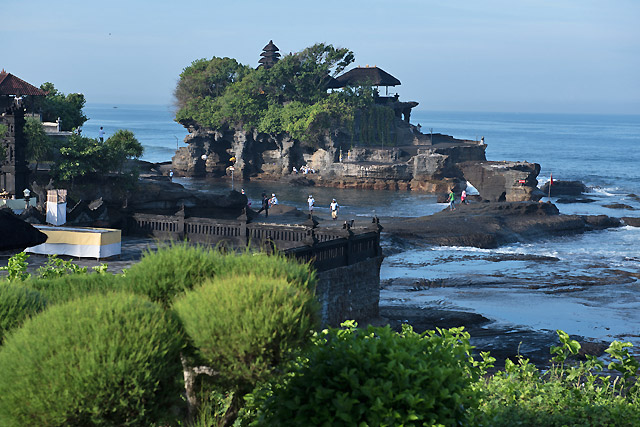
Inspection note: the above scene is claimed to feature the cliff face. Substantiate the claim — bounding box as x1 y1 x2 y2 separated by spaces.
171 118 542 201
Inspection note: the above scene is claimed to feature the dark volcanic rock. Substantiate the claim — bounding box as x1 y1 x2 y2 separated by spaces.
622 217 640 227
555 197 595 204
602 203 636 210
540 180 587 196
581 215 622 229
383 201 621 249
0 209 47 250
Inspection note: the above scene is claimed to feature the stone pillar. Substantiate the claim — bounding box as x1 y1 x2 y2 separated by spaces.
1 104 29 197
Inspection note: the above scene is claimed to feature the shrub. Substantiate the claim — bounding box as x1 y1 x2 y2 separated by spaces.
0 283 47 344
246 323 481 426
0 292 186 426
173 274 318 393
474 330 640 426
123 243 315 307
23 271 122 305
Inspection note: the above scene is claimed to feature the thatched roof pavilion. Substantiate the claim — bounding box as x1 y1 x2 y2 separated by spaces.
328 66 401 91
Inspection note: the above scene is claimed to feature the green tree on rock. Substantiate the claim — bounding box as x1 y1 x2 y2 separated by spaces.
24 117 52 171
105 129 144 173
37 82 88 131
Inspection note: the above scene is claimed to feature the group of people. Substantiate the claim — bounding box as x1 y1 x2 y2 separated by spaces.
307 194 340 220
256 192 279 217
447 189 468 211
252 191 340 220
292 165 316 175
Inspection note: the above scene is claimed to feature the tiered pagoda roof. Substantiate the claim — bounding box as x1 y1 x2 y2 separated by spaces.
258 40 281 69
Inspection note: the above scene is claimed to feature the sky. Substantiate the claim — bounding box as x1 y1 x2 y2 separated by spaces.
1 0 639 114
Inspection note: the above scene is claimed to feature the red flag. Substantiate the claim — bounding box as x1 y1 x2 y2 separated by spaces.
550 173 553 186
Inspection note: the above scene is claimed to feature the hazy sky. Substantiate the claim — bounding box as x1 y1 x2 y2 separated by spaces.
2 0 639 114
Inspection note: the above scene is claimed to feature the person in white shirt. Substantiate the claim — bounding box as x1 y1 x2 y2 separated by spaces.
269 193 278 207
330 199 339 220
98 127 105 142
307 195 315 214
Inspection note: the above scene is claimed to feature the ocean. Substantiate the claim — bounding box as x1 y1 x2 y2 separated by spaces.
82 104 640 348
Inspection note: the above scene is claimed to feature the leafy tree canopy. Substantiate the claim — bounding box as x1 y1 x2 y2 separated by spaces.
173 43 389 147
36 82 88 131
51 130 143 182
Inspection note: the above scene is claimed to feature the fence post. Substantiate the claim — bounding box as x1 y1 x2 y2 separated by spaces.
176 205 185 239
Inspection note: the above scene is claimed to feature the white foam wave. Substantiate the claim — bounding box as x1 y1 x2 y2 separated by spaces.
588 186 623 197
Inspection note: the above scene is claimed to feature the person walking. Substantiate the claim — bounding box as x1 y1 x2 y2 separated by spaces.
330 198 339 220
257 192 269 217
168 169 174 182
307 194 315 215
98 127 105 142
461 189 467 204
448 190 456 211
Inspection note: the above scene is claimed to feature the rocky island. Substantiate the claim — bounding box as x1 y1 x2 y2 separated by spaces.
171 42 543 202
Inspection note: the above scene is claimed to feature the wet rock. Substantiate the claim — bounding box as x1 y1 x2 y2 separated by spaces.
540 180 587 196
582 215 622 229
555 197 595 204
622 217 640 227
383 201 621 249
458 161 544 202
603 203 636 210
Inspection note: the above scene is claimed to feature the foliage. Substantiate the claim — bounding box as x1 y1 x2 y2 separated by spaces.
105 129 144 172
245 322 482 426
36 254 107 279
173 274 318 393
23 117 52 167
257 43 354 105
37 82 88 131
23 270 121 305
474 330 640 426
0 251 31 282
51 130 142 182
51 133 105 181
174 57 251 110
122 243 316 307
0 292 186 426
0 283 47 344
174 43 378 147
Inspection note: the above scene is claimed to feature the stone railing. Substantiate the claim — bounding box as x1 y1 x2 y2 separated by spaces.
127 211 382 272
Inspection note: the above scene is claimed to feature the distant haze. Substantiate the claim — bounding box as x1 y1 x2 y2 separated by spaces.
2 0 638 114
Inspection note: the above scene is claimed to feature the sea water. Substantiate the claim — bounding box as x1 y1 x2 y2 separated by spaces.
82 104 187 164
82 104 640 345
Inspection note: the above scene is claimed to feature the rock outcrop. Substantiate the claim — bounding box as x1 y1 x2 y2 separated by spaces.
458 161 545 202
172 118 543 202
383 201 622 249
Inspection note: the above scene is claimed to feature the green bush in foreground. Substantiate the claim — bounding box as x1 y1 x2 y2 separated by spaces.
475 330 640 426
244 323 482 426
0 292 186 426
123 243 316 307
0 283 47 344
173 274 318 393
23 270 121 305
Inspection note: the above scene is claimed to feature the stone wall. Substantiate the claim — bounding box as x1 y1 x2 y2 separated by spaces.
315 255 383 326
